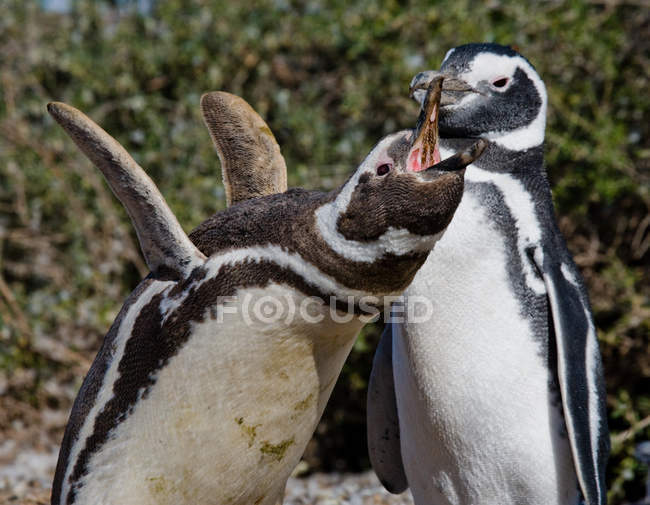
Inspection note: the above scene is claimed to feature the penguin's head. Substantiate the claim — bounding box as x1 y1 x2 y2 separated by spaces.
316 79 486 266
410 43 547 151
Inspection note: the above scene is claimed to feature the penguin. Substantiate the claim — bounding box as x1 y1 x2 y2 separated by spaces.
47 81 486 505
367 43 609 505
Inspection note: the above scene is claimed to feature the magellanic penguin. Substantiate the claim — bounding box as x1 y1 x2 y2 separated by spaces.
367 43 609 505
48 81 487 505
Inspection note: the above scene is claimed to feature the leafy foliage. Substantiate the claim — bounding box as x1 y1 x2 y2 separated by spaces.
0 0 647 502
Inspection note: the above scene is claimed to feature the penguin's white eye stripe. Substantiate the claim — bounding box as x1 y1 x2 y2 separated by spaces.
463 54 521 89
458 52 547 150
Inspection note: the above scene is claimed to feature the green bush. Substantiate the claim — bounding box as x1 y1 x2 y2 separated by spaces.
0 1 647 502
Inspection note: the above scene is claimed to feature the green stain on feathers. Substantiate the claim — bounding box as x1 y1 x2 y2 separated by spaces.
259 437 295 461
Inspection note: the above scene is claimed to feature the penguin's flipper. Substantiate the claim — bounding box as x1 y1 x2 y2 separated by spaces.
539 255 609 505
47 102 206 278
200 91 288 206
367 323 408 494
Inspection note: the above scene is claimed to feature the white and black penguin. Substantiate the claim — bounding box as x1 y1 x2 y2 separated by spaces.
367 43 609 505
48 84 485 505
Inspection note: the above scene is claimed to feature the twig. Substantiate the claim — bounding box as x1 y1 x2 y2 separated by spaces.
0 271 32 338
612 415 650 447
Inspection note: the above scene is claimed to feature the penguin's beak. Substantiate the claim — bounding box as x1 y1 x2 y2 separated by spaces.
422 138 488 179
407 75 488 177
409 70 475 107
406 76 442 173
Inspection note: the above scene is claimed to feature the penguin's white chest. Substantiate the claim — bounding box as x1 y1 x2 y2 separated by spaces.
70 283 362 505
393 189 578 505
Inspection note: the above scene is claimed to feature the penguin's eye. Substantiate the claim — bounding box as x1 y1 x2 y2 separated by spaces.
491 77 510 90
376 163 392 176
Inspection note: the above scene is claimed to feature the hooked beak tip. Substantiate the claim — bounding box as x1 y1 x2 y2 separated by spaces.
410 71 476 108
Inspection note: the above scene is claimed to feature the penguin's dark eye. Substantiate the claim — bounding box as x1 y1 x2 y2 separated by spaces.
491 77 510 89
376 163 391 176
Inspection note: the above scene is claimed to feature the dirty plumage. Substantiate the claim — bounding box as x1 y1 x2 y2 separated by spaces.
48 88 484 505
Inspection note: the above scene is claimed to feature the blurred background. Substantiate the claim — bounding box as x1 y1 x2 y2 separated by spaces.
0 0 648 503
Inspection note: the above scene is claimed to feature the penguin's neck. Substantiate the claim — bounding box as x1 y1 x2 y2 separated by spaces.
441 137 545 176
442 137 555 208
189 189 426 310
301 206 430 302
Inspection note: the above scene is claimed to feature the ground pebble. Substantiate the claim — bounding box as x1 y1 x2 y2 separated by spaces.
285 472 414 505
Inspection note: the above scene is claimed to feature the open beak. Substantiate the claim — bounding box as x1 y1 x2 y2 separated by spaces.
407 76 443 172
407 75 488 176
409 70 475 107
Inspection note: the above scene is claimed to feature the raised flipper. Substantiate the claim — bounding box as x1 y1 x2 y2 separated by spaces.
200 91 287 206
367 323 408 493
47 102 206 278
536 248 609 505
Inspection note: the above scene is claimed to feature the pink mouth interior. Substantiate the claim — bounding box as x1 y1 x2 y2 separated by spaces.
407 144 441 172
407 102 441 172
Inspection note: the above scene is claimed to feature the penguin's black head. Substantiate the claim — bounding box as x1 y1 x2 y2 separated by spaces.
410 43 547 150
